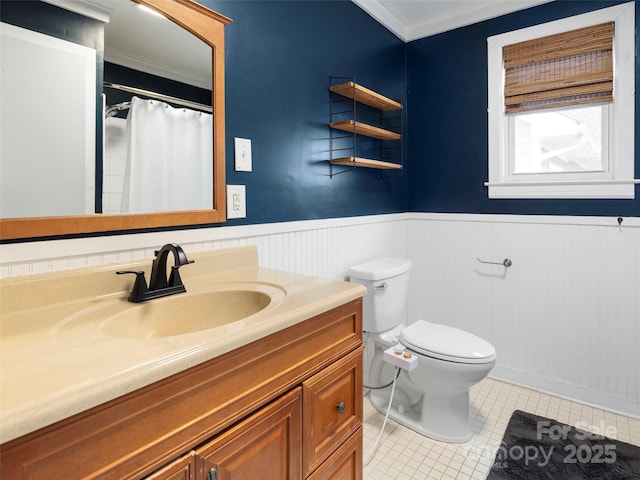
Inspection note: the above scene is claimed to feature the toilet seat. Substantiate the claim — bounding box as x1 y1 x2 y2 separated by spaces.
400 320 496 364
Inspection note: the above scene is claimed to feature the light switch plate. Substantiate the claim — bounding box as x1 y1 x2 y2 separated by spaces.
226 185 246 219
234 137 252 172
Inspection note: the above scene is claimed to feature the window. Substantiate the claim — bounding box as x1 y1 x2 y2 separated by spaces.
511 105 607 175
486 2 636 198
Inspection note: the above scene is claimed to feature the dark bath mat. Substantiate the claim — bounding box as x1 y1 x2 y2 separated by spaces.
485 410 640 480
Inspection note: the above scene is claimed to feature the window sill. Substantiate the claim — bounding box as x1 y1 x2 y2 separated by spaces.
484 179 640 199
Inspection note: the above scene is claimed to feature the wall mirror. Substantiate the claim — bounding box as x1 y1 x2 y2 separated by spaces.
0 0 230 240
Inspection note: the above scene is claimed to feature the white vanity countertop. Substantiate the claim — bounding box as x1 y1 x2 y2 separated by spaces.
0 246 366 444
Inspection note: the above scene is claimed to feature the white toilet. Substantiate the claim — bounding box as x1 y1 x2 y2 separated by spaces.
349 258 496 443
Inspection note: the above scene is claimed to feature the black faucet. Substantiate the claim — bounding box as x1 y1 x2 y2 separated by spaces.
117 244 194 303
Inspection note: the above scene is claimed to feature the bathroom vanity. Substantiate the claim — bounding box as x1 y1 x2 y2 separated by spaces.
0 246 366 479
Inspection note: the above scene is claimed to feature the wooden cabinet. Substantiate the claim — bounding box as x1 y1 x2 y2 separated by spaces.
306 428 362 480
196 388 302 480
145 453 195 480
303 350 362 477
142 389 302 480
1 300 363 480
329 79 403 174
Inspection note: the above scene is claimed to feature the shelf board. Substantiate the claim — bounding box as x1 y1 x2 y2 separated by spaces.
330 82 402 111
330 157 402 170
330 120 401 140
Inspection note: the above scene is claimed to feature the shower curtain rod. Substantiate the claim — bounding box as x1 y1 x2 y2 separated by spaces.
104 82 213 113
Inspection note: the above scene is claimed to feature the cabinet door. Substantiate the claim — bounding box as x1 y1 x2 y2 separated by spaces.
145 452 195 480
196 388 301 480
302 348 363 477
306 427 362 480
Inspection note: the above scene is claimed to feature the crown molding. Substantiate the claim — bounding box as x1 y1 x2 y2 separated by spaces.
354 0 553 42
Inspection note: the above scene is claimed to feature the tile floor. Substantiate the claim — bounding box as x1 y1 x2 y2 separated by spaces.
362 377 640 480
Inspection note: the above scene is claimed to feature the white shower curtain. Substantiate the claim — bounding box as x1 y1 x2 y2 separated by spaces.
121 96 212 213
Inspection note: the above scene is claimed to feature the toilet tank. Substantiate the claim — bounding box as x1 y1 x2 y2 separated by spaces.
348 258 411 333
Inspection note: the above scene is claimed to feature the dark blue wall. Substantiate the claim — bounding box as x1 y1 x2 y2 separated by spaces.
7 0 636 242
201 0 407 225
406 0 639 217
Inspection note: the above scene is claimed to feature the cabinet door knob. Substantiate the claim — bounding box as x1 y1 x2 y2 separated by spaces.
336 402 346 414
207 467 218 480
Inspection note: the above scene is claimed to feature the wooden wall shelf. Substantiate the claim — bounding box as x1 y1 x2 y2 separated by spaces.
329 82 402 111
330 157 402 170
328 78 403 176
329 120 401 140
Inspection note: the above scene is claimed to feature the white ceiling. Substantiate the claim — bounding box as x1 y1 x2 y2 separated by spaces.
353 0 553 42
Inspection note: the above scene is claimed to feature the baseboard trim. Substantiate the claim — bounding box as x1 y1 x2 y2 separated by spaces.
490 365 640 420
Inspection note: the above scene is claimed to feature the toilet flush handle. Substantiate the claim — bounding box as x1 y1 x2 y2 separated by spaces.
373 282 388 291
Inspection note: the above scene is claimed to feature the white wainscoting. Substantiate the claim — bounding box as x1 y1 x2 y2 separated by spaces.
2 212 638 418
0 214 407 281
407 213 640 418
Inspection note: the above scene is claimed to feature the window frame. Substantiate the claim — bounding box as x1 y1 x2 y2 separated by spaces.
486 2 636 199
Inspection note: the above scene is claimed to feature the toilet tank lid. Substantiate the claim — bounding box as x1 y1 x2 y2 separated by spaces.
348 258 411 281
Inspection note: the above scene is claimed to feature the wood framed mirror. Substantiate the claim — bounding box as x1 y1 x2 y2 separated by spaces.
0 0 230 241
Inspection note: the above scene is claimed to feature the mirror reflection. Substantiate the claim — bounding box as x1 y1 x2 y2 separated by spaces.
0 0 213 219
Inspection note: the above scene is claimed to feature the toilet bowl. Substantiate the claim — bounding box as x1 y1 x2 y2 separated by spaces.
349 258 496 443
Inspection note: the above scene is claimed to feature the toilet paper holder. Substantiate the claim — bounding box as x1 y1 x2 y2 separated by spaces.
477 257 512 268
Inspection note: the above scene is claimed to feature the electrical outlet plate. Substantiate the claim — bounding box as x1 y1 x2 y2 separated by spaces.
226 185 246 219
234 137 252 172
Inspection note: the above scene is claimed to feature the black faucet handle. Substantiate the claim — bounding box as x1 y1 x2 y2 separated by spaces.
168 265 185 288
117 270 146 278
116 270 149 303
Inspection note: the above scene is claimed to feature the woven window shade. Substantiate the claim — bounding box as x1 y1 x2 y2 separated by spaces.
503 22 613 114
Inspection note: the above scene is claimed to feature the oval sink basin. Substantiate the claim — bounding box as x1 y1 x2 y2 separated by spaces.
102 290 272 339
54 283 286 340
